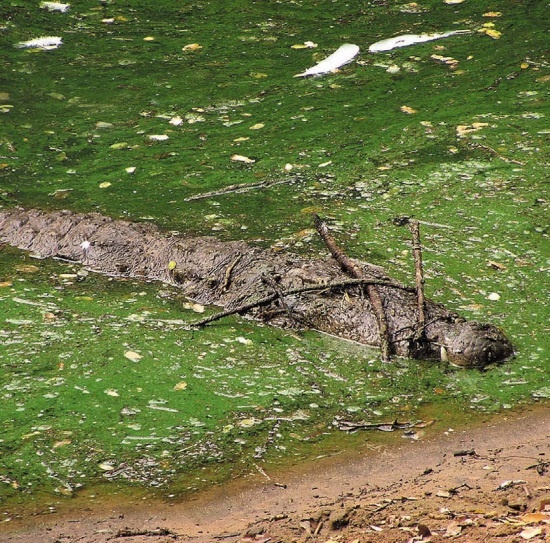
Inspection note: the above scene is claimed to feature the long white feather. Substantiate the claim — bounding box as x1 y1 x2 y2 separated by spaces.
295 43 360 77
16 36 63 49
40 2 70 12
368 30 470 53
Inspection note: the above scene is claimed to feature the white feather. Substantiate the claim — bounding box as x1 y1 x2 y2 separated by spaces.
368 30 470 53
16 36 63 50
295 43 360 77
40 2 70 12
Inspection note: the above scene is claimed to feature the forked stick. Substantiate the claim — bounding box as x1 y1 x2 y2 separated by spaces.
313 214 391 361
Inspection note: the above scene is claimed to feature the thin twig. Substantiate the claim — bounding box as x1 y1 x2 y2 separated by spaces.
408 219 426 339
262 274 292 317
468 142 525 165
313 214 392 361
184 176 298 201
221 253 242 292
191 278 403 328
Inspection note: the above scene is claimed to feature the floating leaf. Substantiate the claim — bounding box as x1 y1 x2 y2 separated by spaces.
52 439 71 449
110 142 129 149
238 418 260 428
231 154 255 164
173 381 188 391
484 28 502 39
483 11 502 17
99 182 111 188
104 389 119 397
169 116 183 126
182 302 205 313
182 43 202 52
249 123 264 130
124 351 142 362
456 123 489 137
400 105 418 114
431 54 459 67
143 36 155 42
291 41 317 49
15 264 39 273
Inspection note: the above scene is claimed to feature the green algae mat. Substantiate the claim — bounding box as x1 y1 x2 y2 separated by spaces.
0 0 548 508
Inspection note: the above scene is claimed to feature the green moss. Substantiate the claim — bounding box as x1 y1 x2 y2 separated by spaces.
0 0 548 509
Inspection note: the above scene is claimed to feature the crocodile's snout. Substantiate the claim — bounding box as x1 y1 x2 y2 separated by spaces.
443 321 514 369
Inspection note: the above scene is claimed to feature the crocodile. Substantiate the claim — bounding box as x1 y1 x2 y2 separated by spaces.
0 207 514 368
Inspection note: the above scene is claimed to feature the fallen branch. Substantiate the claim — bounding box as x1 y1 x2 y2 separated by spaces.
112 527 178 538
334 418 420 432
191 278 406 328
314 214 392 361
408 219 427 339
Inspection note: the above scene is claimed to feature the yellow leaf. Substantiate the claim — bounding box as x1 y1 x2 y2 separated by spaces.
483 11 502 17
182 43 202 52
168 260 177 270
230 154 255 164
99 182 111 188
238 418 259 428
143 36 155 42
173 381 187 391
249 123 264 130
400 105 418 114
485 28 502 39
52 439 71 449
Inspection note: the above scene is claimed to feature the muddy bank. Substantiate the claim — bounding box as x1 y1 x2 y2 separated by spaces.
0 207 513 367
1 406 548 543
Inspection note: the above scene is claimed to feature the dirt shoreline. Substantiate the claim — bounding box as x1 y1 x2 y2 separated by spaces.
1 405 548 543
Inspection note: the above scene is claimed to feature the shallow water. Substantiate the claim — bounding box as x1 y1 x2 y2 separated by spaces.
0 0 548 507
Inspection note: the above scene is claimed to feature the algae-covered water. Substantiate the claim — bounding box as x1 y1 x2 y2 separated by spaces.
0 0 548 510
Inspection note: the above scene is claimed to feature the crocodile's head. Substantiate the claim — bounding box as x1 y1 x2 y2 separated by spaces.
441 321 514 369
